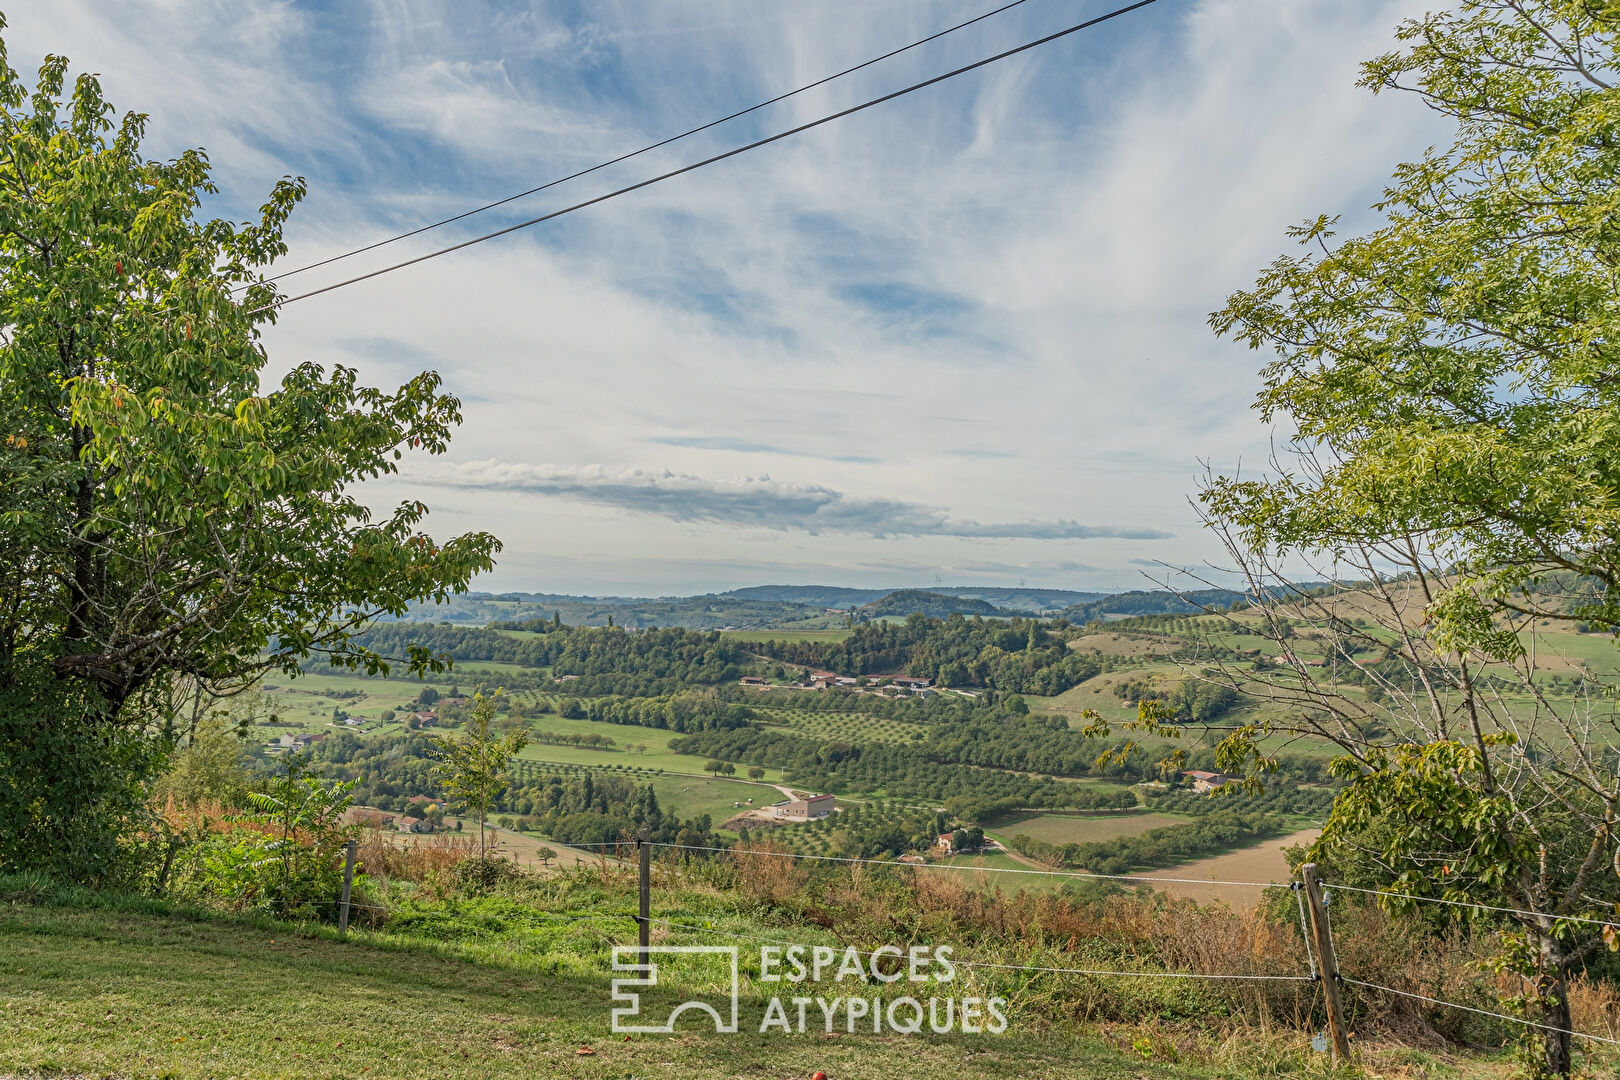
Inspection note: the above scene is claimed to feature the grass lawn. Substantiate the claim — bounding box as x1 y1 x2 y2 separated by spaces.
989 811 1189 846
0 900 1255 1080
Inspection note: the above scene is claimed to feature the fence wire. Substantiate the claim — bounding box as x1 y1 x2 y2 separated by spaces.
1324 883 1620 932
645 917 1314 984
1340 975 1620 1048
654 842 1291 890
341 832 1620 1052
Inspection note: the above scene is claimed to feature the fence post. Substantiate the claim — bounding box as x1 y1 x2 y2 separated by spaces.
1301 862 1350 1065
638 830 651 969
338 838 358 935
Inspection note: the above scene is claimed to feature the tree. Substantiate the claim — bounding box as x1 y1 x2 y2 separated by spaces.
747 766 766 780
429 692 528 861
0 31 499 880
151 710 250 808
703 759 724 776
1188 4 1620 1072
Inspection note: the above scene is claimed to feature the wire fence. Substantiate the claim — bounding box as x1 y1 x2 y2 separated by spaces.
338 831 1620 1055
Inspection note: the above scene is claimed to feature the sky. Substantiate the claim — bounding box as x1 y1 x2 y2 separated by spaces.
13 0 1443 597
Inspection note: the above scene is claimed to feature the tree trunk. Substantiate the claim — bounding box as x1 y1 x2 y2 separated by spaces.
1537 933 1573 1077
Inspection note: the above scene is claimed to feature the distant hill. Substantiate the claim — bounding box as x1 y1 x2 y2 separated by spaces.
719 585 888 607
860 589 1012 618
1061 588 1250 623
386 584 1227 630
929 586 1104 613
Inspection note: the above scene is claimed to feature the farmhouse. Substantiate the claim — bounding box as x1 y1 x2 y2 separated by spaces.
395 816 431 834
1184 769 1230 794
934 833 1002 855
891 676 933 689
738 676 769 687
771 793 836 821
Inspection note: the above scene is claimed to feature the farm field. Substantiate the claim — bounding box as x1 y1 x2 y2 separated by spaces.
721 628 852 644
1150 829 1320 909
990 811 1188 846
1529 629 1620 677
753 704 925 745
509 756 782 829
515 712 785 783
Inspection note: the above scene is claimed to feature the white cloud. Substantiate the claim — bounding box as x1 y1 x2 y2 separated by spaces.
425 460 1174 539
12 0 1445 594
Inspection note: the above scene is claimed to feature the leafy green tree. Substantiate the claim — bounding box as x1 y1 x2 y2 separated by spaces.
151 712 251 809
0 29 499 880
430 692 528 860
1194 4 1620 1072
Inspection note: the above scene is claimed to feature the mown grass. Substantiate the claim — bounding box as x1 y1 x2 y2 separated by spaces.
0 890 1275 1080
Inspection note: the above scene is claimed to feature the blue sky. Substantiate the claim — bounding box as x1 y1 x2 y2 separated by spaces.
17 0 1440 595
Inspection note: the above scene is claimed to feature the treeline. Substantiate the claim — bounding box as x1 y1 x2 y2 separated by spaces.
749 686 977 720
754 613 1101 694
668 725 1130 821
1146 782 1336 819
1059 588 1249 624
919 711 1335 785
502 771 720 849
303 732 443 811
1108 676 1241 722
1006 809 1284 875
300 733 720 849
547 690 754 733
347 622 751 684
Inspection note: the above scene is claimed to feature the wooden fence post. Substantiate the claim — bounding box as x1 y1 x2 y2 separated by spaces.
338 838 358 935
638 830 651 969
1301 862 1351 1065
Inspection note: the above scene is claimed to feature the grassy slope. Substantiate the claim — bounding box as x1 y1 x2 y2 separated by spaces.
1 899 1244 1080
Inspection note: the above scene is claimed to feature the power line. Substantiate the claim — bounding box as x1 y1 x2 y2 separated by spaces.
260 0 1161 314
242 0 1039 292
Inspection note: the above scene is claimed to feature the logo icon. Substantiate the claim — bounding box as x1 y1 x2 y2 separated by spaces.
611 945 740 1034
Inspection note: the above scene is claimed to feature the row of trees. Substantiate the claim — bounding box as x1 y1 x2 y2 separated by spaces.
755 613 1102 694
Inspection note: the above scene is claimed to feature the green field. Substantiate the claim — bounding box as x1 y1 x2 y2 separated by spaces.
754 704 926 745
988 811 1188 846
720 628 852 644
516 712 782 782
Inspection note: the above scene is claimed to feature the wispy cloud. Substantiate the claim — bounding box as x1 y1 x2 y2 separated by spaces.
648 435 881 464
427 461 1173 540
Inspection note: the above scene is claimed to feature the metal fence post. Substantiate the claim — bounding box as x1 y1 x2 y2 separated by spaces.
338 838 358 935
638 830 651 969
